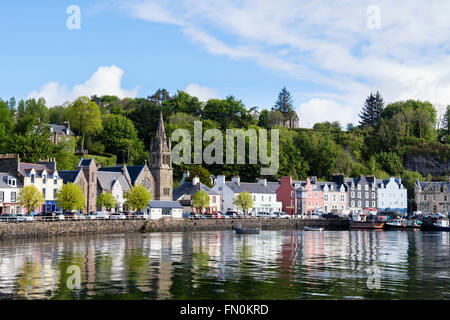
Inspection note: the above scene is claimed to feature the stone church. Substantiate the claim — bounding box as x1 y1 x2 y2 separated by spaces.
58 113 173 212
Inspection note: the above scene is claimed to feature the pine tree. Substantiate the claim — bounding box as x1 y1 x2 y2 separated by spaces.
274 87 294 114
359 91 385 128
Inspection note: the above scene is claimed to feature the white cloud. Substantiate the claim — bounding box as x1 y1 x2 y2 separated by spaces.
297 99 358 129
185 83 217 102
28 65 139 107
124 0 450 125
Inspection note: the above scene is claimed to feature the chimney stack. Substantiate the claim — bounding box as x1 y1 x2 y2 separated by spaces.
192 176 200 185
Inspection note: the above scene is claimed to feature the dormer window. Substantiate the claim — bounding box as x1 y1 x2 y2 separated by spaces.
31 174 35 184
8 178 16 187
54 174 58 185
43 174 47 184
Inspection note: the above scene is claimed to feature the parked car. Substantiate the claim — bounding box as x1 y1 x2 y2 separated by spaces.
211 212 223 219
135 212 150 220
87 212 98 220
274 212 291 219
0 214 17 222
16 215 34 222
110 213 126 220
224 211 239 219
189 212 200 219
90 211 110 220
257 212 277 219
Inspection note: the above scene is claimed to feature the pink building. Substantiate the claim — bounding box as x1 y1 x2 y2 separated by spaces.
296 177 323 215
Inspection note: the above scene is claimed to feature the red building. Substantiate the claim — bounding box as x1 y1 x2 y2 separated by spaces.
276 176 297 215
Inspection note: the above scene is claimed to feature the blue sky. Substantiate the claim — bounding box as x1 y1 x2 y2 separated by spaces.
1 0 450 127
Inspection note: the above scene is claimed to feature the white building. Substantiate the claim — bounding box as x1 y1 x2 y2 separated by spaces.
147 201 183 219
376 177 408 214
0 173 21 215
212 175 282 214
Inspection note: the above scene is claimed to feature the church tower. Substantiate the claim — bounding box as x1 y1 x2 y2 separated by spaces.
150 113 173 200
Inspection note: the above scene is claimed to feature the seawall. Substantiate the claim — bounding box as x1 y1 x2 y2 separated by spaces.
0 219 349 240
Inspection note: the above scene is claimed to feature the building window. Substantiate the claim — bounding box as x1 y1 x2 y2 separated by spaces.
291 200 294 206
341 195 345 202
315 192 318 197
54 175 58 184
0 192 3 202
291 191 294 198
365 192 369 198
445 195 448 201
372 201 376 207
357 192 361 199
351 200 355 207
358 200 362 207
365 185 368 191
357 185 361 190
372 192 375 198
43 175 47 184
351 192 355 198
365 201 369 207
31 174 35 184
11 192 16 202
53 189 58 199
424 195 427 201
42 188 46 199
324 194 328 201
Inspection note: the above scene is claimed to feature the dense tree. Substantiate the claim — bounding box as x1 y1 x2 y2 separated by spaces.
17 98 50 123
185 165 213 187
125 185 151 212
18 185 45 215
128 98 161 147
192 190 210 213
359 91 384 128
374 152 403 176
96 192 117 212
56 183 85 212
66 96 103 152
233 191 253 215
8 124 54 163
49 106 67 124
258 109 271 129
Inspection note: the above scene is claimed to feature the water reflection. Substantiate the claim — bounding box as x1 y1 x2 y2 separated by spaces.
0 230 448 300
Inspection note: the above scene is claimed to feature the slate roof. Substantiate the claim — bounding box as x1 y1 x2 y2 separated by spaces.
173 181 219 200
58 170 82 184
99 165 145 185
49 124 74 136
266 182 280 192
18 163 56 177
78 158 94 167
148 200 182 209
225 182 276 194
416 181 450 191
97 171 131 192
0 173 22 188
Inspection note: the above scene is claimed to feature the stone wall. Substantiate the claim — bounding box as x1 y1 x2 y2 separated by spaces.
0 219 349 240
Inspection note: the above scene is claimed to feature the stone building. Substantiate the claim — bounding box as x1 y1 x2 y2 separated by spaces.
59 168 89 212
48 122 74 144
149 113 173 201
414 180 450 214
333 175 378 214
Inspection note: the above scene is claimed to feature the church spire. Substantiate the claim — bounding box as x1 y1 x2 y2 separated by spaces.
156 112 166 140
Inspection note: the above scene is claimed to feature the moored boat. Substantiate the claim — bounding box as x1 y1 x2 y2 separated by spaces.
433 219 450 232
349 212 385 230
405 219 422 229
349 221 385 229
385 219 407 230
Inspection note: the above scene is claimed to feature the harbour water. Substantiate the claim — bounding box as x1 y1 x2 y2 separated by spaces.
0 230 448 299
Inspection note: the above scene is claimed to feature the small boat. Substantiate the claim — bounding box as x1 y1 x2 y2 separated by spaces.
385 219 406 230
304 226 324 231
433 219 450 232
234 227 260 234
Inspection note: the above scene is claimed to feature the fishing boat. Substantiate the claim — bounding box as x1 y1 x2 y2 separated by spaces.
349 212 385 230
384 218 407 230
433 219 450 232
304 226 324 231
